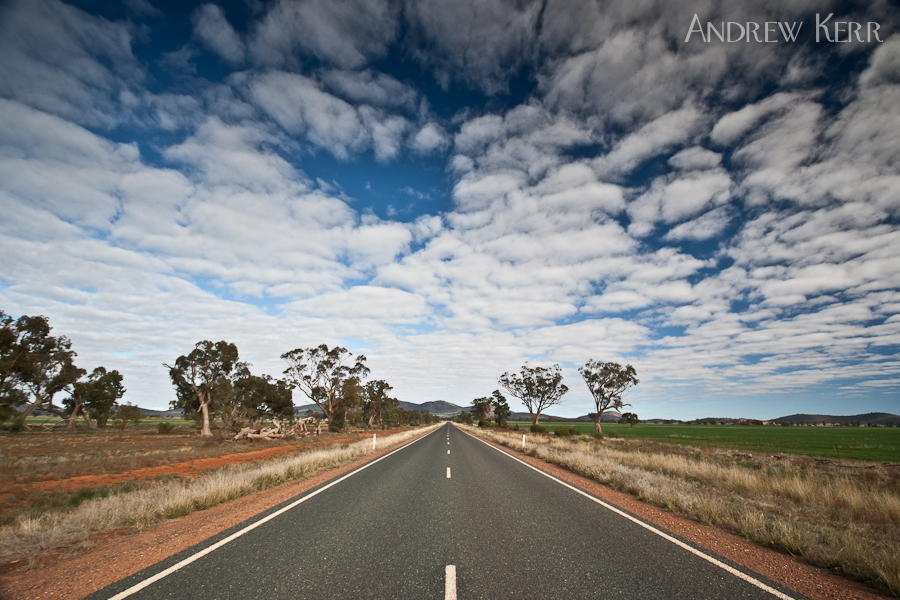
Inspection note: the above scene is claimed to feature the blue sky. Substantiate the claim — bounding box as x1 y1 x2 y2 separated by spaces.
1 0 899 420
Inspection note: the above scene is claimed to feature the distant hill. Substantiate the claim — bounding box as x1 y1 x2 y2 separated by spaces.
509 411 621 423
138 408 184 418
775 412 900 426
294 400 465 418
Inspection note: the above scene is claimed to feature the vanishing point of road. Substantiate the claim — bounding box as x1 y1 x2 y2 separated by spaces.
85 423 807 600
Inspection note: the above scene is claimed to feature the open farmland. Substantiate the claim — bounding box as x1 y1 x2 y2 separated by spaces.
0 422 409 529
511 422 900 463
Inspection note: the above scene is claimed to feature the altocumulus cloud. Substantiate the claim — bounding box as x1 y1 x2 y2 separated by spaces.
0 0 898 420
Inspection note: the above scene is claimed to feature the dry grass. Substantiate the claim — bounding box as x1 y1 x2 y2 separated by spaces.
0 425 438 565
465 426 900 597
0 428 307 483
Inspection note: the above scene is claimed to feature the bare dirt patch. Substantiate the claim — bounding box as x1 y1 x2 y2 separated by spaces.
0 427 377 517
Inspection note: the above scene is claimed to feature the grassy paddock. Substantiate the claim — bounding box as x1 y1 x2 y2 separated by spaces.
469 425 900 596
0 424 440 565
509 422 900 463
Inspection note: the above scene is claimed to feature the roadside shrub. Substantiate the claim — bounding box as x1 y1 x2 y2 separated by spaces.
157 422 176 434
530 424 546 433
554 427 572 437
477 419 492 428
512 424 519 431
607 431 620 439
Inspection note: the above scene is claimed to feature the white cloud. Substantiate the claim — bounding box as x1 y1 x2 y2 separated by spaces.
249 0 398 69
192 4 245 66
628 169 732 236
411 122 450 154
0 0 141 128
320 69 418 110
593 105 705 179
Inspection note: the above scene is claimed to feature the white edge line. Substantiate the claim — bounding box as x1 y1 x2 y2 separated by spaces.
458 426 796 600
445 564 457 600
107 425 441 600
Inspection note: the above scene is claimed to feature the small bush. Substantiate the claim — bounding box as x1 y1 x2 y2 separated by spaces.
157 422 176 434
512 424 519 431
477 419 492 428
607 431 620 439
530 424 546 433
554 427 572 437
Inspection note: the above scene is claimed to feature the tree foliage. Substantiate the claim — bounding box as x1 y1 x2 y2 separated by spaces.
498 363 568 425
470 396 493 422
281 344 369 430
578 360 639 434
232 373 293 427
362 379 398 429
620 412 639 427
3 313 82 427
490 390 511 426
64 366 126 428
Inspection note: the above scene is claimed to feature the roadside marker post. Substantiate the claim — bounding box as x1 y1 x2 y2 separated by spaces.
373 434 376 450
523 434 526 450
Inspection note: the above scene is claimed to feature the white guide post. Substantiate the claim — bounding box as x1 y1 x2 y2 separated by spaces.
523 434 526 450
373 433 376 450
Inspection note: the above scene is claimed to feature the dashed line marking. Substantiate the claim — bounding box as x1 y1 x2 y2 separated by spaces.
445 565 457 600
446 467 451 478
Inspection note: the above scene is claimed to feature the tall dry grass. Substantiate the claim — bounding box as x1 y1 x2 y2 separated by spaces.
0 425 438 565
464 426 900 597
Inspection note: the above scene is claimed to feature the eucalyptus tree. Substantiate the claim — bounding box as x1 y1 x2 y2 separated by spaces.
64 366 126 428
232 373 294 427
470 396 493 423
165 340 242 437
579 360 639 435
281 344 369 430
362 379 398 429
9 314 81 428
490 390 511 427
498 363 568 426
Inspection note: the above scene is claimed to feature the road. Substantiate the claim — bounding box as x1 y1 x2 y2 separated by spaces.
86 423 807 600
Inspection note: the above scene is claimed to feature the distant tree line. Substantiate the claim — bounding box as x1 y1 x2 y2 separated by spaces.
1 310 127 430
459 359 639 435
167 341 439 437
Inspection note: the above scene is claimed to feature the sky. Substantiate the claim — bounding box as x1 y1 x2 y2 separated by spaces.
1 0 899 421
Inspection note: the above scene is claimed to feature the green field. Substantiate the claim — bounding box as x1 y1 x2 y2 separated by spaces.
510 421 900 463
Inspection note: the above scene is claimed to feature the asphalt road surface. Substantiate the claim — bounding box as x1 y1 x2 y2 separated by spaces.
86 423 807 600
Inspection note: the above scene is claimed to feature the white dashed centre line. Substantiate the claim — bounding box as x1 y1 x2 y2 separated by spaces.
445 565 457 600
446 467 451 478
447 449 450 454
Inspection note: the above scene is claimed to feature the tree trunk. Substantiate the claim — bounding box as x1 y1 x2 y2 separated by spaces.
66 397 84 428
594 415 603 435
82 405 96 429
199 397 213 436
18 396 43 429
530 410 538 426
